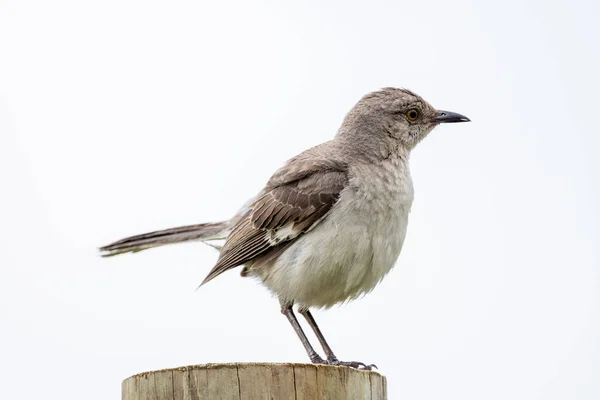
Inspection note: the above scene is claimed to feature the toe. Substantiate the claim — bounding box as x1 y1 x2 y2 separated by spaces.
333 360 377 370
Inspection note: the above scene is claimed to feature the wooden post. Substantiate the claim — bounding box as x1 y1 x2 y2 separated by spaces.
122 363 387 400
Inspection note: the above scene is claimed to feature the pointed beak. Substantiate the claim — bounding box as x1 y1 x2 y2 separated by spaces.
433 110 470 123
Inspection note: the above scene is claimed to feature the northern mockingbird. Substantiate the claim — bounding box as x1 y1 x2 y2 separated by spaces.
100 87 469 369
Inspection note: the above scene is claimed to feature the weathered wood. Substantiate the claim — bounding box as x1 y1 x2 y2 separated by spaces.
122 363 387 400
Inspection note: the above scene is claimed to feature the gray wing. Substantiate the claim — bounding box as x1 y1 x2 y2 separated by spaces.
200 153 348 285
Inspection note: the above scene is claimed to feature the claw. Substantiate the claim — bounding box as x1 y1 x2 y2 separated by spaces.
334 361 377 370
311 358 377 371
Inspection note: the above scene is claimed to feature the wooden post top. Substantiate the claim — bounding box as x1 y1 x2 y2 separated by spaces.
122 362 387 400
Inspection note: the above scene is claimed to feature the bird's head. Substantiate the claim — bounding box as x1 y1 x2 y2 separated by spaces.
337 87 470 153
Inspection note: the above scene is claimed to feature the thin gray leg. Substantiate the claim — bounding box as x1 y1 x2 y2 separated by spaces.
298 308 338 361
299 308 377 370
280 303 325 364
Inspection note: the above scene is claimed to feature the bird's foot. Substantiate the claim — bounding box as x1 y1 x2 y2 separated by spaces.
329 360 378 370
311 356 377 370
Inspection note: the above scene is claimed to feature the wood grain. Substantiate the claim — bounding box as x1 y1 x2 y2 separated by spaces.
122 363 387 400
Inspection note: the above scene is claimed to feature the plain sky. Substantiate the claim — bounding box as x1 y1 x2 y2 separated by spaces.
1 0 599 399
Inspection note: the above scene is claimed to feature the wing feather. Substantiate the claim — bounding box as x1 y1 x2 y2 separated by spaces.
200 157 348 286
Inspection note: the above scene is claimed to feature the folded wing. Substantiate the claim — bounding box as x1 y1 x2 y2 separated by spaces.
201 149 348 285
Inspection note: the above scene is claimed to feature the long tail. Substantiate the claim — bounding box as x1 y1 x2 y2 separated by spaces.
99 221 230 257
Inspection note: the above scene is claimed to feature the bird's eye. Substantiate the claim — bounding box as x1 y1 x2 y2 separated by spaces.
406 109 419 121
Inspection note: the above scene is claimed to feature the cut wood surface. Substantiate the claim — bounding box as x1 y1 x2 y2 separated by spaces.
122 363 387 400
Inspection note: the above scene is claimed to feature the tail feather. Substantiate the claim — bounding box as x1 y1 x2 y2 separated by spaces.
99 222 229 257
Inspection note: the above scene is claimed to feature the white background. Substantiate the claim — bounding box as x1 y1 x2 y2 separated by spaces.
1 0 598 399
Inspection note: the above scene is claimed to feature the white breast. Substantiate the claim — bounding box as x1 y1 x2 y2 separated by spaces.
253 155 414 309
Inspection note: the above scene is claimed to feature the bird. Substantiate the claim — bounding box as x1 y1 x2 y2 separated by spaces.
100 87 470 370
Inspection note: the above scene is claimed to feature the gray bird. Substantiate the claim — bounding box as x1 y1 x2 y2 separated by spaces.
100 88 470 369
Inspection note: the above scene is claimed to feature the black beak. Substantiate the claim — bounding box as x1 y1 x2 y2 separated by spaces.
433 110 470 123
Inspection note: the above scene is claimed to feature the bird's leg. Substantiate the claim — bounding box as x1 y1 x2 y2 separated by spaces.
299 308 377 371
298 308 338 361
280 302 325 364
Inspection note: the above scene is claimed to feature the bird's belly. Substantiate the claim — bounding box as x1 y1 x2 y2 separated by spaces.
255 196 410 308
